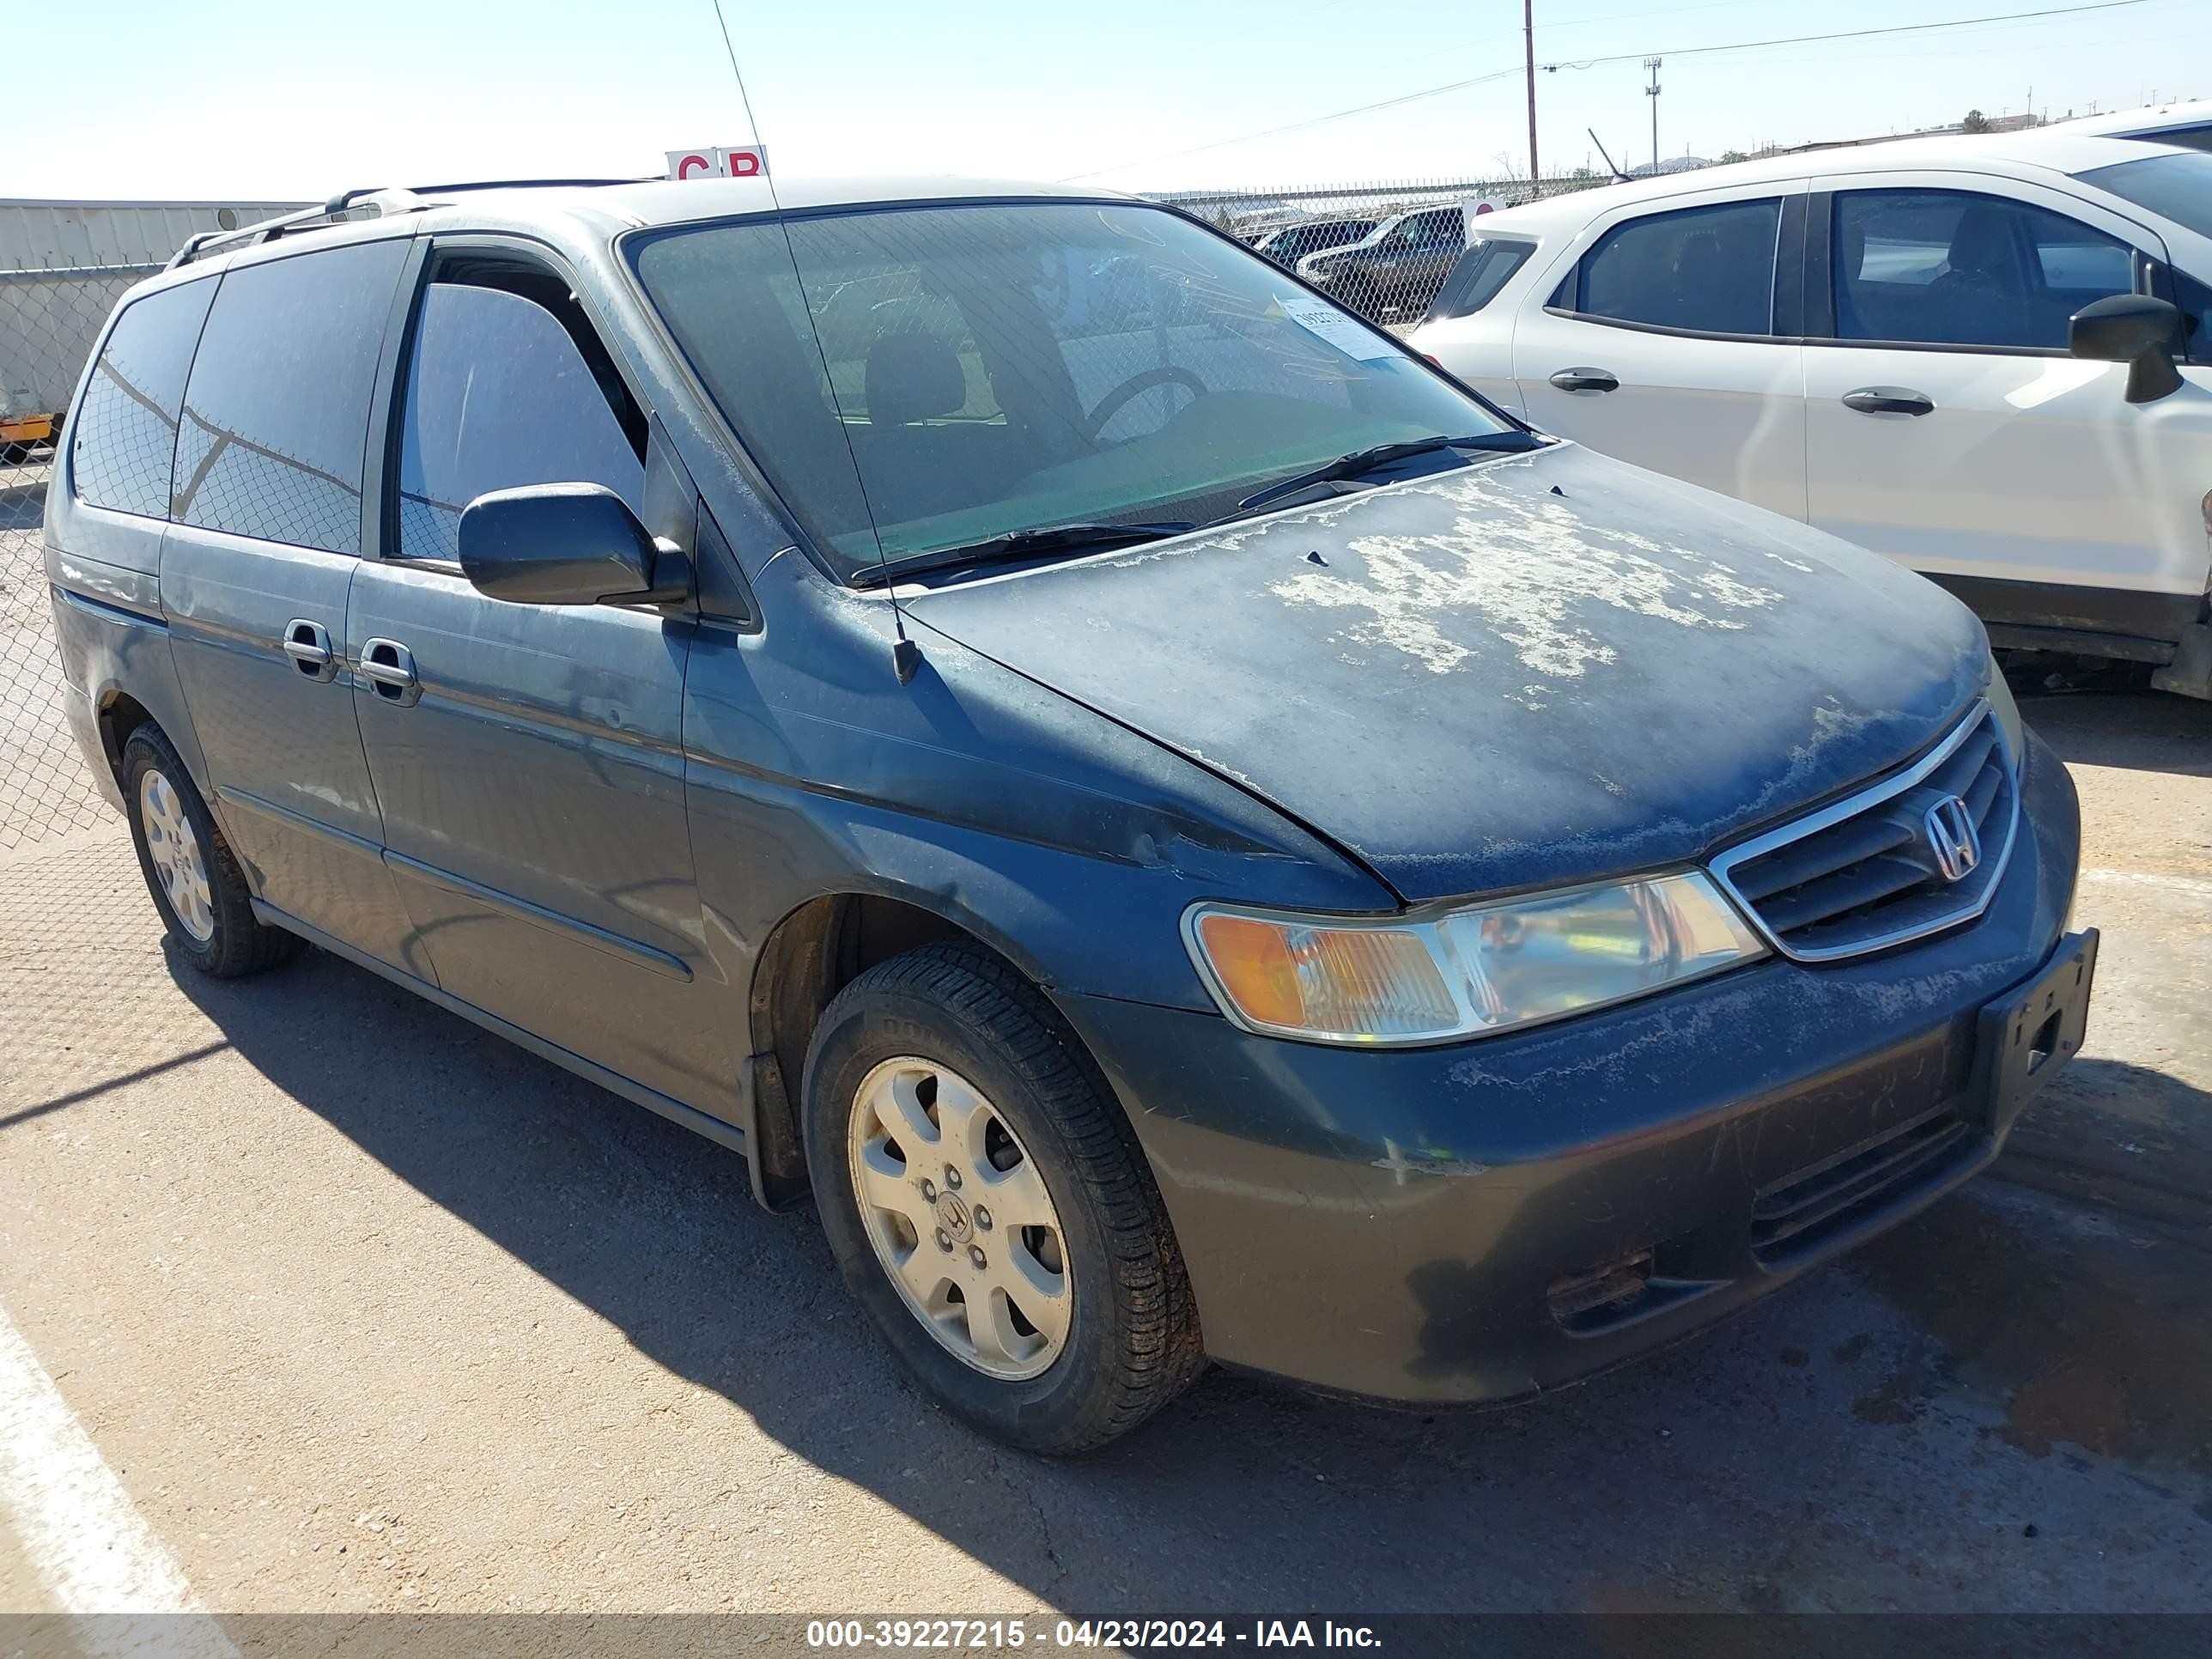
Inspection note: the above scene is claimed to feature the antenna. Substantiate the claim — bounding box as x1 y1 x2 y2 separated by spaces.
1588 128 1630 183
707 0 924 685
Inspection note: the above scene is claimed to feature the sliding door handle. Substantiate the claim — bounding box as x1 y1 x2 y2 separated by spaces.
358 637 421 706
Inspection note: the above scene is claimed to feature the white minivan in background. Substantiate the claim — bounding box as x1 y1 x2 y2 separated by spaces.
1407 127 2212 694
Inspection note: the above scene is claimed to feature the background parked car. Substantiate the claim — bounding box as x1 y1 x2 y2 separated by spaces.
1251 216 1378 269
2065 97 2212 152
1299 204 1468 322
1408 129 2212 695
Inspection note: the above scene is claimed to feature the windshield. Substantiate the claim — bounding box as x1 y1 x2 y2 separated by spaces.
2079 151 2212 240
629 200 1516 581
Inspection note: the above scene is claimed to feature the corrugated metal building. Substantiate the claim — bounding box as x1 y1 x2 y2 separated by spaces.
1 198 303 444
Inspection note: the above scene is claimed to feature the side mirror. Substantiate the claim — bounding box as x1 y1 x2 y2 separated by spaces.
2069 294 2185 404
457 483 690 607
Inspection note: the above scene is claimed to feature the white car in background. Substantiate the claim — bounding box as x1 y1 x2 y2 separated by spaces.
1407 127 2212 694
2067 97 2212 151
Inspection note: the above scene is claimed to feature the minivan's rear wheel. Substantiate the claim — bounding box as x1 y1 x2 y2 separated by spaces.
803 943 1205 1453
122 726 301 977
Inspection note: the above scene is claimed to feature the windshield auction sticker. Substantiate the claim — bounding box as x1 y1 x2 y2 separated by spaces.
1273 294 1395 360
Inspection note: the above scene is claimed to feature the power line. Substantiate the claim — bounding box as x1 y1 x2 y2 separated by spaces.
1058 66 1525 179
1059 0 2147 181
1540 0 2145 71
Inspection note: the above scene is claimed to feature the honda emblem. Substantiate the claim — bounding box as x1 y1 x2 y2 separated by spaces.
1923 794 1981 883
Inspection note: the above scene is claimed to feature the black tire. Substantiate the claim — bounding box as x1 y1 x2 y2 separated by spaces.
803 943 1206 1454
121 726 301 977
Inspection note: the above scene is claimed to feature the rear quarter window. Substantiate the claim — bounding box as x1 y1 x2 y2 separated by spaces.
72 278 217 520
172 238 409 555
1425 238 1535 321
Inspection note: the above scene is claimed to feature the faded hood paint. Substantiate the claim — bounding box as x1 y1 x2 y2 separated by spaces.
903 443 1989 904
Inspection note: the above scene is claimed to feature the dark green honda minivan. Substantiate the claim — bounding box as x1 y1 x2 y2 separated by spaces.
47 174 2092 1451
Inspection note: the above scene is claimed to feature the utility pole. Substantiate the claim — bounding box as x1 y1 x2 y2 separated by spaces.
1524 0 1540 199
1644 57 1662 173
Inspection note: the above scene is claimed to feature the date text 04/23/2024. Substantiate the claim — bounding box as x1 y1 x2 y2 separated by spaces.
805 1620 1382 1649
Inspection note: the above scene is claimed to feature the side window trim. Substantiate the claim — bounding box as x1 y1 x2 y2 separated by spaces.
1808 180 2161 356
361 234 433 562
1541 191 1797 343
377 233 653 567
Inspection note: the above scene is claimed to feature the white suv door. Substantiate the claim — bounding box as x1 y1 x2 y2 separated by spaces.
1510 180 1808 519
1801 170 2212 647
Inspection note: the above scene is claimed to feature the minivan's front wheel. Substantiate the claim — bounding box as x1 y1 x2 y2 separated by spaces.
803 944 1205 1453
122 726 301 977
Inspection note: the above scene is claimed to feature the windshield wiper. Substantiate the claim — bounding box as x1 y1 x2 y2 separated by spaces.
852 521 1198 587
1233 431 1542 514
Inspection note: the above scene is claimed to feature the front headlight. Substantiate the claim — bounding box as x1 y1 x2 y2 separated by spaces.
1184 872 1766 1047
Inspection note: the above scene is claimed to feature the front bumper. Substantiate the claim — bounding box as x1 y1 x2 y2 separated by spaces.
1061 729 2084 1404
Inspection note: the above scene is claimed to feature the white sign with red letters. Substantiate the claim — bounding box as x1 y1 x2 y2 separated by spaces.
665 146 770 180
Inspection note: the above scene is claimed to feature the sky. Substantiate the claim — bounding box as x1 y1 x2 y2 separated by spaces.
9 0 2209 203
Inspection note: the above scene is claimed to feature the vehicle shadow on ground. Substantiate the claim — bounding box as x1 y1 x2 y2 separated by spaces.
2019 689 2212 777
165 938 2212 1613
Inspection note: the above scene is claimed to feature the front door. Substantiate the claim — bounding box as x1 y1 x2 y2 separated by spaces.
158 235 428 975
346 244 735 1114
1511 184 1808 520
1801 174 2212 642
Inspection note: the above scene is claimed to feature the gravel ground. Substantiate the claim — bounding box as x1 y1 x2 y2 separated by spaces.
0 689 2206 1624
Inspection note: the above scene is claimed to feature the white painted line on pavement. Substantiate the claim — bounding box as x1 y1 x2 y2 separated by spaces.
2081 866 2212 899
0 1304 238 1657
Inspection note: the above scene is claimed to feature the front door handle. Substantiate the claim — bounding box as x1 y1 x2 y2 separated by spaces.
1549 367 1620 393
1841 386 1936 416
280 618 338 683
357 637 421 706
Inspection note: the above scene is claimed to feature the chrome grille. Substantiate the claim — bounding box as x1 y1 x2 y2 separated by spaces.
1710 702 2018 963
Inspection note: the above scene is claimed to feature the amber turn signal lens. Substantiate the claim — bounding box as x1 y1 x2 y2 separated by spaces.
1194 912 1304 1029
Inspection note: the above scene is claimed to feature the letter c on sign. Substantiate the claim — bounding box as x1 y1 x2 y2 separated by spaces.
677 153 713 179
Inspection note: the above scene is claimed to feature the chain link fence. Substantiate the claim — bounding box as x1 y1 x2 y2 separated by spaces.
1155 170 1611 327
2 256 166 850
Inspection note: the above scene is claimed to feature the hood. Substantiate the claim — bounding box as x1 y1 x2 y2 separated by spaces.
903 443 1988 903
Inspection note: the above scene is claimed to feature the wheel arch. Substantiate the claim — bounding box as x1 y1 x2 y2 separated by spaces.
96 688 159 790
742 886 1101 1211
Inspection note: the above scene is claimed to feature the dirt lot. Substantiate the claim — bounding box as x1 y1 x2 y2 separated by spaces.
0 689 2207 1623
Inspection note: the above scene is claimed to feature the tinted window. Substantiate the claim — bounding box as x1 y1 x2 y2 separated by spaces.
172 239 408 554
634 203 1514 581
2079 151 2212 239
396 283 645 562
1832 190 2136 349
1390 210 1462 251
1577 199 1779 334
1427 237 1535 320
1262 221 1375 264
72 278 216 519
2116 125 2212 155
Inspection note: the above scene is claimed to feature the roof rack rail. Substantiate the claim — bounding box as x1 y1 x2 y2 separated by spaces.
166 186 423 270
404 176 658 193
163 177 659 271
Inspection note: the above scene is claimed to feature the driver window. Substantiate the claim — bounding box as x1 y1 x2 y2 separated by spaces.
395 276 645 562
1831 189 2136 350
